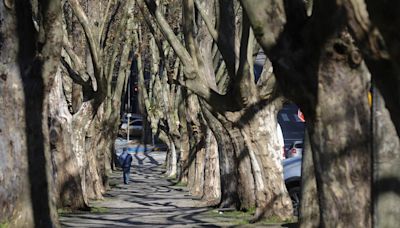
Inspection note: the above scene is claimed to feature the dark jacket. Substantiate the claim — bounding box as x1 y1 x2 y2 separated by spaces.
119 151 133 168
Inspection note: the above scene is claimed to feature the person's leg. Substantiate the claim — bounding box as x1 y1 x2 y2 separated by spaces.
125 166 130 184
123 167 128 184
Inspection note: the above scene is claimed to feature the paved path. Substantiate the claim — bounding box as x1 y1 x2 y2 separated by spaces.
60 150 234 227
60 148 295 227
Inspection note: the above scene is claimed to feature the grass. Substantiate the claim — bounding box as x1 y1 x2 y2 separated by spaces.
0 222 8 228
206 208 255 225
206 208 297 225
166 174 176 180
173 181 187 187
90 207 108 213
57 208 73 215
57 206 108 215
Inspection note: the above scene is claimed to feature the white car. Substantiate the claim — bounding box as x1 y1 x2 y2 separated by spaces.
282 155 302 216
119 119 143 137
285 140 303 158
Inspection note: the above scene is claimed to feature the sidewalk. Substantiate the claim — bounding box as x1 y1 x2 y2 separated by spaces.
59 148 294 227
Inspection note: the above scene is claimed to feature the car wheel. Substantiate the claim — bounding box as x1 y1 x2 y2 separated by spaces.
288 186 301 216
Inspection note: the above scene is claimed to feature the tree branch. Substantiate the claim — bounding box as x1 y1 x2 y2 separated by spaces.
343 0 400 136
62 30 96 88
67 0 102 82
194 0 218 42
99 0 114 47
137 0 193 69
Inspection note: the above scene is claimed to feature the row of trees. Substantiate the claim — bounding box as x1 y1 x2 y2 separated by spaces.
0 0 399 227
135 0 400 227
1 0 135 226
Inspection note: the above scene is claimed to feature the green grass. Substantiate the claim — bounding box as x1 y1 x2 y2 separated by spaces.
0 222 9 228
173 181 187 187
57 208 73 215
166 174 176 180
90 207 108 213
206 208 297 225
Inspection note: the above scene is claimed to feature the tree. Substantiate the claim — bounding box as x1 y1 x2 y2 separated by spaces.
138 0 293 221
49 0 135 209
240 0 399 226
0 0 62 226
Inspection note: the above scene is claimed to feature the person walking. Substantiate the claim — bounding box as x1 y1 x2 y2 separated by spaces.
118 148 133 184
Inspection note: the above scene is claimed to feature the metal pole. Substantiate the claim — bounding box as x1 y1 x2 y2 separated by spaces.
127 113 131 142
127 77 131 113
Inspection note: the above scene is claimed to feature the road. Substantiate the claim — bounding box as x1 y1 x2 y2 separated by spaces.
278 104 306 150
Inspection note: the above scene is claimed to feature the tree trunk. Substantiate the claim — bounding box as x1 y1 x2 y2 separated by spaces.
84 114 107 200
309 31 372 227
201 106 240 209
372 87 400 227
239 100 292 221
166 136 178 178
299 129 319 227
191 138 206 197
223 122 256 210
201 129 221 206
49 70 87 209
0 1 61 226
178 93 190 183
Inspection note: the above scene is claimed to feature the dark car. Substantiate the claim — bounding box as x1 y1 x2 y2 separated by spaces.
282 155 302 216
119 119 143 137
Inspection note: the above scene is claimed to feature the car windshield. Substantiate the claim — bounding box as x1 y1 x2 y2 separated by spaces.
132 121 142 126
295 143 303 148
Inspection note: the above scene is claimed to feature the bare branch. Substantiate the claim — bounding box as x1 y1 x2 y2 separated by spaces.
194 0 218 43
137 0 193 68
183 0 199 69
67 0 102 79
62 31 97 90
60 57 91 87
99 0 114 46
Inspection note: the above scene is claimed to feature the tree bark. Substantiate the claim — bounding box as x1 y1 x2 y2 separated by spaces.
49 70 87 209
0 0 62 226
201 129 221 206
239 99 292 221
308 31 372 227
372 87 400 227
299 129 319 227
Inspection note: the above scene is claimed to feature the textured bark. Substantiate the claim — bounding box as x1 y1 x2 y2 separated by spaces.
201 106 240 209
191 143 206 197
299 130 319 227
85 116 106 200
242 1 373 226
178 90 190 183
49 71 87 209
240 100 292 221
343 3 400 225
309 32 371 227
372 87 400 227
201 129 221 206
166 136 178 178
0 0 62 227
141 0 292 219
223 121 256 210
0 4 34 224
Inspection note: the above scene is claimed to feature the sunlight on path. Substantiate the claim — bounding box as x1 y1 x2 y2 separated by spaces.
59 147 245 227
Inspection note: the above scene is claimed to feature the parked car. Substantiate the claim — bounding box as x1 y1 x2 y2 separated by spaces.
282 155 302 216
119 119 143 137
285 140 303 158
277 123 286 160
120 113 142 125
